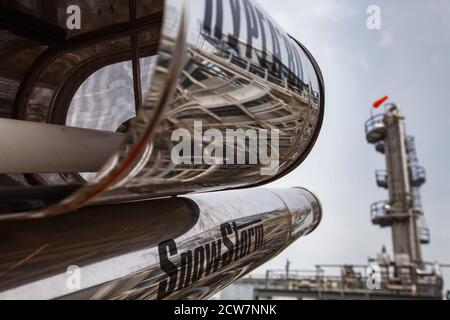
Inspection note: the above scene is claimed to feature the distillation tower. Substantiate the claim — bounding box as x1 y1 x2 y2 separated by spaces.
362 103 442 296
366 105 429 273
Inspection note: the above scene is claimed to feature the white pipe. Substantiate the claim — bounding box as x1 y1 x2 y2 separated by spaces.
0 119 125 174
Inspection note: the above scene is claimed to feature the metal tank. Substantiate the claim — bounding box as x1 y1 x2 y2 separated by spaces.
0 187 321 300
0 0 324 219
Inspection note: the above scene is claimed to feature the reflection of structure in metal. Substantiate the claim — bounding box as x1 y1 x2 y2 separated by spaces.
0 0 324 219
123 43 320 192
0 0 163 191
122 0 323 201
221 105 444 300
115 13 321 195
198 27 319 102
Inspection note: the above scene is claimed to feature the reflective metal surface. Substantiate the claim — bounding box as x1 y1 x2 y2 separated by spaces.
0 1 324 219
0 1 324 301
0 187 321 300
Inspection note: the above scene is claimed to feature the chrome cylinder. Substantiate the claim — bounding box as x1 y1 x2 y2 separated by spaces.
0 187 321 300
0 0 324 219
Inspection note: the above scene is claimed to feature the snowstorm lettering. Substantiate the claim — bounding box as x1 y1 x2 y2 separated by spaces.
157 220 265 299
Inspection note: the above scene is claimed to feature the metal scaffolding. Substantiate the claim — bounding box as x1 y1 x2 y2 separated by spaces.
365 105 430 262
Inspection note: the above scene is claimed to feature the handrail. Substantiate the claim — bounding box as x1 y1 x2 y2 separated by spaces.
375 170 388 187
365 114 386 143
370 200 389 220
365 114 385 134
410 165 426 185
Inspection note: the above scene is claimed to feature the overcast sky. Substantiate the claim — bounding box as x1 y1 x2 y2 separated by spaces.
252 0 450 290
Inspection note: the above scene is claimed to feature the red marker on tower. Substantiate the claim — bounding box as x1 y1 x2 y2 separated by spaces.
373 96 389 108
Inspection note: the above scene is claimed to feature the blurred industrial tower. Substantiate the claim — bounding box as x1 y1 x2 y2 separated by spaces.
220 105 444 300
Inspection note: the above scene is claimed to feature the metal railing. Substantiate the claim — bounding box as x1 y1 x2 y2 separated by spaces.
199 30 320 104
406 136 419 164
409 165 426 187
247 264 443 299
419 227 431 244
365 114 385 143
412 188 423 211
370 201 410 226
375 170 388 188
370 201 389 223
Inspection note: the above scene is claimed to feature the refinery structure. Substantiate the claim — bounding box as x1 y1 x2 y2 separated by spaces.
221 104 445 300
0 0 447 301
0 0 327 300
